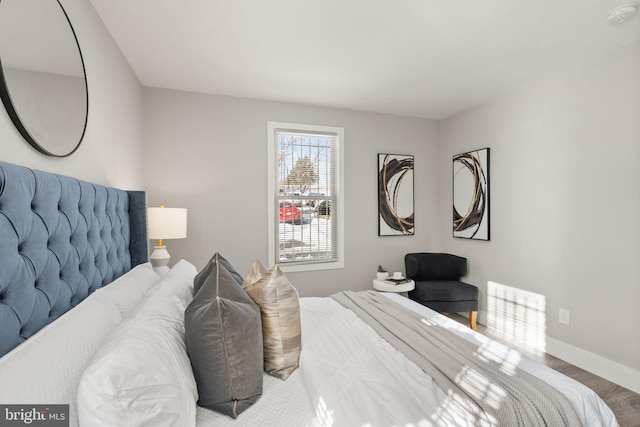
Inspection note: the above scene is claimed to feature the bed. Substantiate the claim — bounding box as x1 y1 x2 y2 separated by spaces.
0 161 619 427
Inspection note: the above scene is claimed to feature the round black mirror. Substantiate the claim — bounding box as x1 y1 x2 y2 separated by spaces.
0 0 88 157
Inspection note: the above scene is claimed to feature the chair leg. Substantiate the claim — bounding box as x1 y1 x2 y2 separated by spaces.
469 311 477 330
469 311 478 331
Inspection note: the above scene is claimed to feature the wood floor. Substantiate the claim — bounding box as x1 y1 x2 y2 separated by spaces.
448 314 640 427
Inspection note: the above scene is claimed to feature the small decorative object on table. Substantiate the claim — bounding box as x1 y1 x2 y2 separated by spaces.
385 277 411 285
376 265 389 281
372 278 415 297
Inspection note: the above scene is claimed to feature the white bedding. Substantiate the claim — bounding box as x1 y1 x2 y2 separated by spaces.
196 292 618 426
78 260 198 427
385 294 618 427
0 267 618 427
196 371 316 426
0 263 161 427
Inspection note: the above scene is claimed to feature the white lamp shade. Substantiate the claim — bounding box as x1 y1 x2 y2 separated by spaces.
147 207 187 240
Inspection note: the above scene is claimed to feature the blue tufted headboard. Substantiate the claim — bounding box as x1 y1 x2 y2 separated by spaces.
0 161 148 357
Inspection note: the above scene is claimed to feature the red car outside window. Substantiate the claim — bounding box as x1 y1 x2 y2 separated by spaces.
279 201 301 224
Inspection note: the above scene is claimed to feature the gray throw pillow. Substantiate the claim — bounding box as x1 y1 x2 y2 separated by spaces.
192 252 243 294
184 253 263 418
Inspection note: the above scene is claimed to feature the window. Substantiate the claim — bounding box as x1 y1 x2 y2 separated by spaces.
267 122 344 271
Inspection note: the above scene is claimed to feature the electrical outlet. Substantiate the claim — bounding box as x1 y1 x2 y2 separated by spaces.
559 308 570 325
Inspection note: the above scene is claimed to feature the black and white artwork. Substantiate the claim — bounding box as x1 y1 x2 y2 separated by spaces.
453 148 490 240
378 154 414 236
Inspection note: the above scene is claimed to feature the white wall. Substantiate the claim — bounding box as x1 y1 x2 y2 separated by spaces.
142 89 439 297
438 42 640 390
0 0 144 189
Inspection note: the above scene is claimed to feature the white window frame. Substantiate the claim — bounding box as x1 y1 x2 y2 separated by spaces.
267 121 344 272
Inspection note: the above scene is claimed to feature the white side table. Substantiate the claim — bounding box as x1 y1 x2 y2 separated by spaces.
372 279 415 298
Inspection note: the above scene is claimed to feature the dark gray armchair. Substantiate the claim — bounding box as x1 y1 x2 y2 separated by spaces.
405 253 478 330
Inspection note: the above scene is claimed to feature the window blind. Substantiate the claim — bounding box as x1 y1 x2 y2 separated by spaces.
273 128 338 265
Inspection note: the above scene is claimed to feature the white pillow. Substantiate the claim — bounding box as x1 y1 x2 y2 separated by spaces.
77 260 198 427
0 262 161 427
90 262 162 316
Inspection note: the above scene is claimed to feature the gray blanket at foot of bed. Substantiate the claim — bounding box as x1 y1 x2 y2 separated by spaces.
332 291 582 427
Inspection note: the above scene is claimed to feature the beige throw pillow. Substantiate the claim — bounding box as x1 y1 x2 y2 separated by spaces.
242 260 301 380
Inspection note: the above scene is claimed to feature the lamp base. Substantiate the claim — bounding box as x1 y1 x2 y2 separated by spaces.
150 245 171 276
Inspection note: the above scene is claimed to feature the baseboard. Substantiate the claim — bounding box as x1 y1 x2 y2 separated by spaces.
546 337 640 395
473 309 640 394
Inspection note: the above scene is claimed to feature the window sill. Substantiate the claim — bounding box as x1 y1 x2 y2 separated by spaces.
277 260 344 273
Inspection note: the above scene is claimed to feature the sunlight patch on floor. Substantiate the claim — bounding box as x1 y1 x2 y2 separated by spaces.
486 281 546 353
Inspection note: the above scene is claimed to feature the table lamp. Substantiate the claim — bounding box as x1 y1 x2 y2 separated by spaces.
147 205 187 275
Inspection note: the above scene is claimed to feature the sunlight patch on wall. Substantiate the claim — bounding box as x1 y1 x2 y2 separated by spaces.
486 281 546 353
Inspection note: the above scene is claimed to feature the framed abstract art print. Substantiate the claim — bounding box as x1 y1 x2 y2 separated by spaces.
378 153 414 236
453 148 490 240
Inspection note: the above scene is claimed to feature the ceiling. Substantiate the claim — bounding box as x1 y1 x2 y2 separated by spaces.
89 0 640 120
